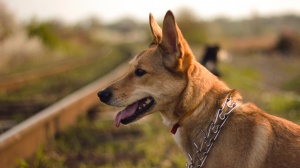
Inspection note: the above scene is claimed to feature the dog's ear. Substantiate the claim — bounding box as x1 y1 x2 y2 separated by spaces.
149 13 162 44
160 10 181 71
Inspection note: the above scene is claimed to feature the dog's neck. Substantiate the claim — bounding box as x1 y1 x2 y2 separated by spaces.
171 62 222 133
165 59 236 155
174 91 234 159
176 77 231 130
162 58 229 124
176 90 239 166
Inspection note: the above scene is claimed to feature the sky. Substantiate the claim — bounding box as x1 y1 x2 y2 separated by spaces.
2 0 300 24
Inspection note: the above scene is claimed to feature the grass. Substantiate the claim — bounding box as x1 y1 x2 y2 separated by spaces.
219 54 300 124
264 93 300 123
0 45 130 125
18 114 186 168
282 75 300 93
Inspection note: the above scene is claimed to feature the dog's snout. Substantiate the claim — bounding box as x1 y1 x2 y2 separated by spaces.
98 89 112 103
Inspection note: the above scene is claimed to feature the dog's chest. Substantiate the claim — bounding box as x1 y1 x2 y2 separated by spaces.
173 129 190 157
173 130 182 146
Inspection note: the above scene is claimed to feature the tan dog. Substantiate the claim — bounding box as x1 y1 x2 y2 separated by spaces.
98 10 300 167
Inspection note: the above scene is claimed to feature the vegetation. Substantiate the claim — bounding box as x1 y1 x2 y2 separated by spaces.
27 21 64 50
17 115 186 168
219 54 300 124
0 46 130 126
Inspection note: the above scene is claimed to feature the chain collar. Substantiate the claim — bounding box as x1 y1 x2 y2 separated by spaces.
186 93 237 168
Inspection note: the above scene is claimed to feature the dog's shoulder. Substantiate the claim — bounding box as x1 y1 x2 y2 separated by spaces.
231 101 300 146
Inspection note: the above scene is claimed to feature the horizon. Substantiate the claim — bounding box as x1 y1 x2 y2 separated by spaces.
2 0 300 24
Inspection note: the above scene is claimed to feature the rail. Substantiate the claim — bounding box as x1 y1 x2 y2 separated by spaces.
0 48 108 91
0 63 128 168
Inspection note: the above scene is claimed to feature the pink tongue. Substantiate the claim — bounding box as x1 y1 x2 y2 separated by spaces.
115 102 139 128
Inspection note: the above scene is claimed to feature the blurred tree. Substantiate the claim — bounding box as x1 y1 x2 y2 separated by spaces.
26 19 63 49
176 8 207 45
250 10 263 35
77 16 103 30
0 1 17 41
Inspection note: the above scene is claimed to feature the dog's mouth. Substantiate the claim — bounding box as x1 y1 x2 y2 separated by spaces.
115 97 155 127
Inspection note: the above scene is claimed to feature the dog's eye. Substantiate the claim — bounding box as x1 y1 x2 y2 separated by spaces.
135 68 147 77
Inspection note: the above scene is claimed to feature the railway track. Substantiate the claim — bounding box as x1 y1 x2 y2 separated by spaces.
0 46 132 133
0 48 109 91
0 63 128 168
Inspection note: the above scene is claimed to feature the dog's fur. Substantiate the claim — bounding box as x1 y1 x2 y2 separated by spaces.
98 10 300 167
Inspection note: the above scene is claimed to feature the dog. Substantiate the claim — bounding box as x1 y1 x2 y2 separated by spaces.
98 10 300 167
200 44 221 77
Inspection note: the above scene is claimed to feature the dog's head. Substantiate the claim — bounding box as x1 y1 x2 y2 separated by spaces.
98 10 203 127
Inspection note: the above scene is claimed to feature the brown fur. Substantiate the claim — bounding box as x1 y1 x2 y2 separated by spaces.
99 10 300 167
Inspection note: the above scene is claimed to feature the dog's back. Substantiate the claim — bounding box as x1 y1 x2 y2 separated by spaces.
222 103 300 168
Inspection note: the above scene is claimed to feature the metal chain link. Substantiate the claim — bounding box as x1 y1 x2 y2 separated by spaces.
186 96 237 168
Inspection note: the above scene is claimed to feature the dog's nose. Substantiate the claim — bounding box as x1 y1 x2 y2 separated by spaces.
97 89 112 103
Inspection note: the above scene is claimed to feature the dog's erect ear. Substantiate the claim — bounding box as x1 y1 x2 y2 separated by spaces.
160 10 181 70
161 11 179 54
149 13 162 44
